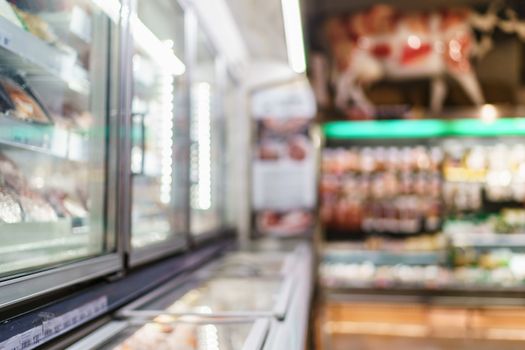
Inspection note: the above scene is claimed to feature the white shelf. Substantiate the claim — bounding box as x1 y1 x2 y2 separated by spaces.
0 114 87 162
449 232 525 248
323 248 446 265
0 15 89 96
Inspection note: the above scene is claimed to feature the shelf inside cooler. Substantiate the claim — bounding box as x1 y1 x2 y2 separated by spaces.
324 117 525 140
0 15 89 96
0 113 87 161
0 219 92 275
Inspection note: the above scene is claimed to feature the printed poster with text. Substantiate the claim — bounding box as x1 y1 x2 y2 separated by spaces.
252 79 317 237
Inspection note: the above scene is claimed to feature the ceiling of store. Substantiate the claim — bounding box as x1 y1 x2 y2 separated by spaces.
225 0 288 62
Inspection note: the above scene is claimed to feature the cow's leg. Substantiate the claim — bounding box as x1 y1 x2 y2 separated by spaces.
348 83 375 115
311 53 330 108
431 76 447 114
334 69 353 111
335 70 375 114
449 71 485 106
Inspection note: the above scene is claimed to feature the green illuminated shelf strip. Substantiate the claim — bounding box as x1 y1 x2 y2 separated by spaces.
324 118 525 139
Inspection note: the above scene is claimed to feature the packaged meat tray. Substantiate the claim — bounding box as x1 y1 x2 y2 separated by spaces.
0 73 53 124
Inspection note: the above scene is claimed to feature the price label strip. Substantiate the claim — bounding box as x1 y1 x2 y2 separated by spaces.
0 296 108 350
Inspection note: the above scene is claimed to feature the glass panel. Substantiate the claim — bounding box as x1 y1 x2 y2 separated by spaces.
0 1 114 277
137 276 284 313
212 252 291 277
97 321 255 350
130 0 186 250
224 75 237 229
190 26 225 236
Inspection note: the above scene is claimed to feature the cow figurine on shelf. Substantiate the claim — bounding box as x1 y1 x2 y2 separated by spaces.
324 4 501 115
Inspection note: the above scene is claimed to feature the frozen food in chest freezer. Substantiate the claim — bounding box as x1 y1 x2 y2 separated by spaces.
95 321 256 350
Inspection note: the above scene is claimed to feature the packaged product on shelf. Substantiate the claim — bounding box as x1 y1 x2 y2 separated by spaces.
0 153 26 191
0 153 66 223
111 321 198 350
0 74 53 124
257 210 314 236
443 142 525 209
50 109 92 131
0 81 15 113
320 262 452 289
10 4 60 45
45 189 88 220
321 146 443 236
0 187 22 223
18 189 58 222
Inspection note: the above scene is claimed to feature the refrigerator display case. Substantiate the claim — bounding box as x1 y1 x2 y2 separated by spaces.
127 0 188 264
0 0 122 308
189 23 227 239
66 318 270 350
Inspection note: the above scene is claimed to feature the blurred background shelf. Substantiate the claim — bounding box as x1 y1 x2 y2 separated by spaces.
323 247 447 266
449 233 525 248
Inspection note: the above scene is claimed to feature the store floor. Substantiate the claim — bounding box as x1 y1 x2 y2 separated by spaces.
328 334 525 350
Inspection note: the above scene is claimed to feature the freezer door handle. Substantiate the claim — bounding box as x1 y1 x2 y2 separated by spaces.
119 309 274 320
130 112 146 175
273 274 295 321
242 318 270 350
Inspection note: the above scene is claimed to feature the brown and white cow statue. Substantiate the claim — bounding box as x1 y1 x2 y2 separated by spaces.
323 4 502 115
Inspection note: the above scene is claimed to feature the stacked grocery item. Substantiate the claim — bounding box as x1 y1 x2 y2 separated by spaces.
0 152 87 224
320 140 525 291
320 257 525 290
321 146 443 236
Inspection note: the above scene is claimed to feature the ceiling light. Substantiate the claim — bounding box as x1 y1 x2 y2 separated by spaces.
131 14 186 76
281 0 306 73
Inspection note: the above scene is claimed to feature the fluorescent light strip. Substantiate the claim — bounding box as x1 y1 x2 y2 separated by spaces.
281 0 306 73
160 73 174 204
91 0 185 75
192 83 212 210
131 14 186 76
91 0 122 22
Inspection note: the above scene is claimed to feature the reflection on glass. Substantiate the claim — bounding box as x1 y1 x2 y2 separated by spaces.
0 1 115 277
130 0 185 249
139 277 283 313
190 28 225 236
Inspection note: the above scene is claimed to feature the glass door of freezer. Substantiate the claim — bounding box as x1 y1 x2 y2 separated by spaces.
0 0 121 306
190 26 226 238
120 268 294 320
128 0 188 263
